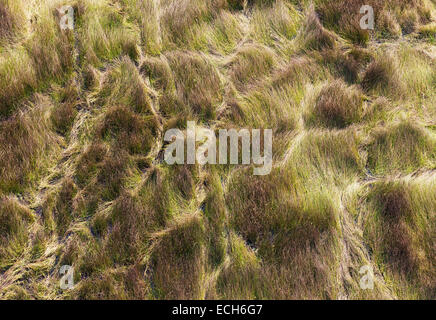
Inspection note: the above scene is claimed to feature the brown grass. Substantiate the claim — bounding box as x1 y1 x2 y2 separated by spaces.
99 57 154 115
366 180 432 284
228 44 276 91
96 149 130 201
0 97 60 193
271 57 321 88
76 143 108 187
361 54 403 96
166 51 222 119
0 197 33 271
105 192 158 264
301 8 336 51
44 177 78 236
366 120 436 174
0 1 21 40
309 79 364 128
318 49 363 84
151 214 206 299
25 10 74 81
315 0 432 42
0 0 435 301
139 56 178 117
224 167 340 298
99 105 155 155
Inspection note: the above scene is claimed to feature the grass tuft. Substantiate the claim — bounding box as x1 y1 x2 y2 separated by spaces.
166 50 223 119
306 79 364 128
151 214 206 299
300 7 336 51
99 105 155 155
228 44 276 92
366 120 436 175
361 53 403 96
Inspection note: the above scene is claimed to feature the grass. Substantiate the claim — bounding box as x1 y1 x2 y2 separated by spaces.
150 213 206 299
299 7 336 51
366 120 436 175
227 44 276 92
116 0 162 55
315 49 365 84
364 176 436 298
75 143 108 187
224 165 341 299
207 10 244 54
0 0 435 301
418 22 436 40
98 105 155 155
0 0 75 118
166 50 223 119
98 57 155 115
213 232 261 299
76 0 140 66
398 45 436 98
0 0 26 42
361 53 403 97
50 82 80 136
0 47 37 117
159 0 223 50
0 96 61 193
314 0 435 43
25 4 74 81
0 197 33 271
305 79 364 128
250 0 301 46
44 177 78 236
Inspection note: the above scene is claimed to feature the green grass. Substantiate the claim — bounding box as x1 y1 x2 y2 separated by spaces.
250 0 302 46
366 120 436 175
418 22 436 41
76 0 140 66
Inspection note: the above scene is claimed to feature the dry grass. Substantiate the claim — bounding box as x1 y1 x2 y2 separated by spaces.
300 7 336 51
418 22 436 39
98 57 155 115
364 176 436 298
0 96 61 193
44 177 78 236
51 82 80 135
151 214 206 299
366 120 436 175
228 44 276 91
315 0 434 43
166 50 223 119
98 105 155 155
361 53 403 96
225 166 340 299
0 48 37 117
0 197 33 271
306 79 364 128
0 0 435 301
0 0 25 41
250 0 301 46
77 0 140 66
